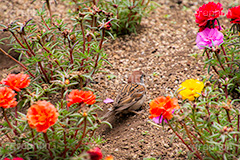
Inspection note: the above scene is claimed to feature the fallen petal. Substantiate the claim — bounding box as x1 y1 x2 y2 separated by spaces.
103 98 114 104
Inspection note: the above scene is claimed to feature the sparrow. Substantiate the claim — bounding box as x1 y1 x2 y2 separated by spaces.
102 70 146 120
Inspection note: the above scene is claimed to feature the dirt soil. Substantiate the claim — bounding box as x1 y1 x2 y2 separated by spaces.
0 0 238 159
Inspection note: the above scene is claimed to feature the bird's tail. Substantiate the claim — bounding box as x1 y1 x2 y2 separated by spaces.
102 110 115 121
97 110 116 134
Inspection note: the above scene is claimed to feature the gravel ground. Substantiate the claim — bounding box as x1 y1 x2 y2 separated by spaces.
0 0 239 159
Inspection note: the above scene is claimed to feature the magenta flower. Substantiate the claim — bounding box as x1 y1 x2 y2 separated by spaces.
196 28 224 49
4 158 24 160
152 109 175 124
152 115 168 124
103 98 114 104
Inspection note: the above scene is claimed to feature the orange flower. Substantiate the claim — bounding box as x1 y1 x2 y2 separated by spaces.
67 90 96 107
1 73 30 92
0 87 17 109
105 155 114 160
27 101 59 133
149 96 179 120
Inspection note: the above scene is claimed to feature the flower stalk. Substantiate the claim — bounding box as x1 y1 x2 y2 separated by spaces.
0 48 35 78
43 132 53 159
236 115 240 153
71 117 87 156
205 49 219 75
181 122 202 159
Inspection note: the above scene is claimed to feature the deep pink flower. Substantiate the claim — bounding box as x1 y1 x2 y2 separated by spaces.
227 6 240 24
195 2 224 31
152 109 175 124
196 28 224 49
87 147 103 160
4 158 24 160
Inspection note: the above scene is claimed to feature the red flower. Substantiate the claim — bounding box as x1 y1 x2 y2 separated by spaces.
1 73 30 92
195 2 224 31
149 96 180 120
27 101 59 133
67 90 96 107
87 147 103 160
4 158 24 160
0 87 17 109
227 6 240 24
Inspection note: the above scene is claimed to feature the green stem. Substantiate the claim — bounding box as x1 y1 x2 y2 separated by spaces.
214 50 225 71
46 0 53 24
2 108 13 129
0 48 35 78
40 43 64 72
2 108 19 136
63 129 67 158
70 117 87 156
206 49 219 75
43 132 53 159
3 130 13 142
10 31 32 57
90 28 105 77
31 129 37 151
40 15 51 30
166 120 194 152
220 45 230 68
22 36 50 83
226 109 232 128
99 28 105 50
181 122 203 160
15 93 19 126
236 115 240 154
80 19 86 53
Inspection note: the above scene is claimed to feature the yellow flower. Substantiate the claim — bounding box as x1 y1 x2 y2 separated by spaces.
178 79 204 101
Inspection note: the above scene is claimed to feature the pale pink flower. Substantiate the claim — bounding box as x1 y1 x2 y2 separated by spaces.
196 28 224 49
103 98 114 104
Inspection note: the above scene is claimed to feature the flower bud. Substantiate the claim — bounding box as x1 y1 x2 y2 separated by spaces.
65 79 70 85
113 4 118 8
79 12 86 17
83 112 88 117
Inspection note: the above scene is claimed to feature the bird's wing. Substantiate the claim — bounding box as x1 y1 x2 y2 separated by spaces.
114 83 145 113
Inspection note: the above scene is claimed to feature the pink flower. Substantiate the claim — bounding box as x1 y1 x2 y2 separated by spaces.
4 158 24 160
196 28 224 49
87 147 103 160
152 109 175 124
103 98 114 104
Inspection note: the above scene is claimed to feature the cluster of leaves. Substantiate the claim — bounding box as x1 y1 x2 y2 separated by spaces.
68 0 157 35
147 2 240 160
1 90 106 159
0 0 157 159
0 0 122 159
0 3 111 88
170 2 240 159
171 82 240 159
219 28 240 91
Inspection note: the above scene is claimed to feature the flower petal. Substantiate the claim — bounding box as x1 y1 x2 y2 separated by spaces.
103 98 114 104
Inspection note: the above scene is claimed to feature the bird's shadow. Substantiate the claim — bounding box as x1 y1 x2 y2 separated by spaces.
99 113 136 136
